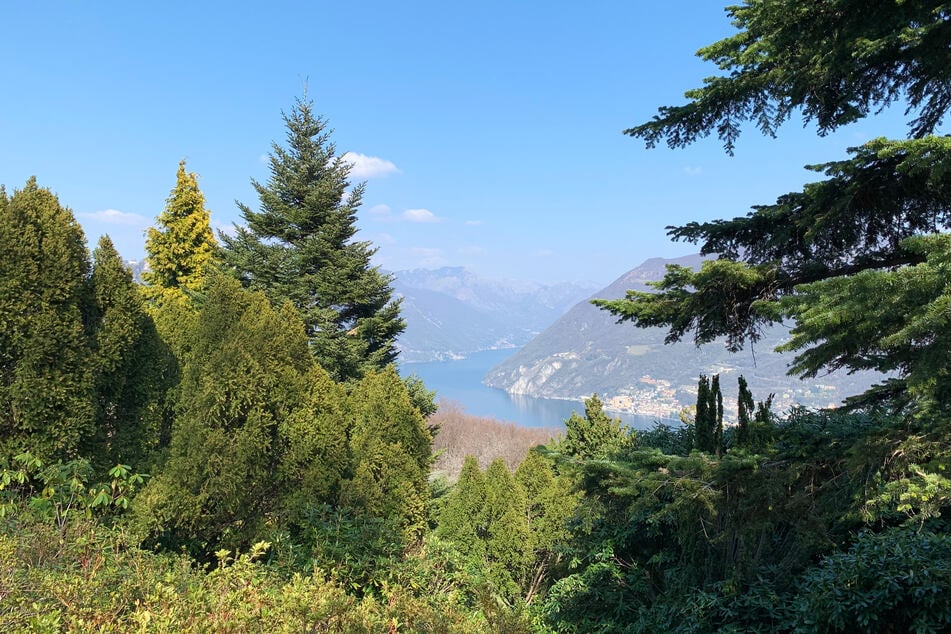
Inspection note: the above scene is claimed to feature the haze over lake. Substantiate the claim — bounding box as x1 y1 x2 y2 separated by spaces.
400 348 672 430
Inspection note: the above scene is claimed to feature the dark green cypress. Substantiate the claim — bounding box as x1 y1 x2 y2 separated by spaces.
0 179 94 461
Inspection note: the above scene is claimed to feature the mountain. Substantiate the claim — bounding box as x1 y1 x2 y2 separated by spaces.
393 267 598 362
484 255 886 418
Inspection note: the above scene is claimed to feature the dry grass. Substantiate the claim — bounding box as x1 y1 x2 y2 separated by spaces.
429 400 559 481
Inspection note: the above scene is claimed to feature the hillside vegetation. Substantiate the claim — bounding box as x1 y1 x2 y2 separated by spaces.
2 1 951 630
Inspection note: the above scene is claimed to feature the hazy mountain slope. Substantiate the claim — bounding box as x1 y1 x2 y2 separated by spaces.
484 255 885 418
393 267 597 362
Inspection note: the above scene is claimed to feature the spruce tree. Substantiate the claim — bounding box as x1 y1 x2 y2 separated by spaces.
222 98 404 381
142 160 217 307
0 179 94 460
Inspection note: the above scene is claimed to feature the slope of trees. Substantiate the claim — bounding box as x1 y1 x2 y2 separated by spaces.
3 6 951 626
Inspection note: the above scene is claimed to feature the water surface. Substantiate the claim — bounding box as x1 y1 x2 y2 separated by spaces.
401 349 669 430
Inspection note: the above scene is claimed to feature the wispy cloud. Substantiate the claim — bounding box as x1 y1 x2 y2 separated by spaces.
464 219 483 226
402 208 443 223
79 209 149 226
343 152 400 179
534 249 554 257
368 204 392 216
411 247 447 267
459 245 486 256
684 165 703 176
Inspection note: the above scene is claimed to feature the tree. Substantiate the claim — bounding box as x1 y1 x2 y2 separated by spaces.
436 455 488 564
711 373 724 456
89 236 168 468
595 1 951 416
142 160 217 307
560 394 630 459
736 375 754 448
0 179 94 461
482 458 531 602
133 273 314 553
340 366 433 541
694 375 713 453
514 449 577 603
222 98 404 382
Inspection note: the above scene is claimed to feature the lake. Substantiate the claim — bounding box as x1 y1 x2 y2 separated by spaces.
400 348 670 431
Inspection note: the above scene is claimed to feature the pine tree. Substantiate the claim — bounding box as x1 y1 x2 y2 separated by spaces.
222 98 404 382
142 160 217 307
89 236 168 468
0 179 94 460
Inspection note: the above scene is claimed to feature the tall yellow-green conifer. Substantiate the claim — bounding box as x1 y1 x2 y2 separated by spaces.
143 161 217 306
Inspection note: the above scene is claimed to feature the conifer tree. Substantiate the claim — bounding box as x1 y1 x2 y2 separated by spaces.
711 373 724 456
561 394 630 459
436 455 488 563
0 179 94 460
341 366 432 540
222 98 404 382
694 375 713 453
595 0 951 416
89 236 168 468
133 274 313 553
483 458 531 601
515 449 577 603
142 160 217 307
736 375 754 449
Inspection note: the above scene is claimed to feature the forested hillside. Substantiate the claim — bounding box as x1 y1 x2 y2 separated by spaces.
1 1 950 631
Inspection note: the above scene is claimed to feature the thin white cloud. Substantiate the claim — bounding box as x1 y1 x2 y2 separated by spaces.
464 219 483 226
79 209 149 226
411 247 447 268
459 245 486 256
402 208 443 223
534 249 554 257
374 232 396 245
368 204 392 216
684 166 703 176
343 152 400 179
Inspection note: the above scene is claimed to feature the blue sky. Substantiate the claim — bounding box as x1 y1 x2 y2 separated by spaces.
1 1 912 285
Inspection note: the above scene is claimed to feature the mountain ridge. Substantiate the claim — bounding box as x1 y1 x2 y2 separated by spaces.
484 255 886 418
